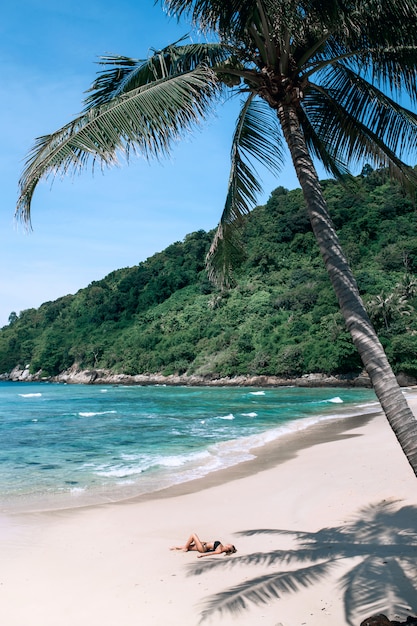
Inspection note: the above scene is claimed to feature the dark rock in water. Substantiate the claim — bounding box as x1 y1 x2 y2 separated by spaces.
360 616 417 626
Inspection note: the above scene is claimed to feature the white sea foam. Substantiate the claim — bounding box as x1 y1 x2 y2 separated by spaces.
205 400 382 472
18 393 42 398
94 449 211 480
249 391 265 396
69 487 86 495
242 412 258 417
217 413 235 420
316 396 344 405
120 454 143 462
78 410 117 417
95 465 144 478
161 450 210 466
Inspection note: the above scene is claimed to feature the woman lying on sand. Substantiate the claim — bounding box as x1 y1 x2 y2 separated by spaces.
170 532 237 557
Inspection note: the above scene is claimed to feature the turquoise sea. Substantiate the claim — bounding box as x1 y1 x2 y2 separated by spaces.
0 381 378 513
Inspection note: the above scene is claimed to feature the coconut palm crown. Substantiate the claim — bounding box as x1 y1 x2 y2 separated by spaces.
16 0 417 474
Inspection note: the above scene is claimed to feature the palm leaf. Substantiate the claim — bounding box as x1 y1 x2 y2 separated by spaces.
161 0 261 38
302 2 417 101
347 0 417 76
319 62 417 156
198 560 334 623
206 94 284 286
83 41 230 109
298 104 351 180
302 70 417 191
17 66 219 223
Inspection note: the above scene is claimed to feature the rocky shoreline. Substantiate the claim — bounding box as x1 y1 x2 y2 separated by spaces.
0 363 371 387
3 363 416 388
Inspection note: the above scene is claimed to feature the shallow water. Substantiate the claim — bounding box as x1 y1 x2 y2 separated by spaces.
0 381 377 512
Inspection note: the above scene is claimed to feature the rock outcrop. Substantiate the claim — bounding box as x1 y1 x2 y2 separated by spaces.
0 365 375 387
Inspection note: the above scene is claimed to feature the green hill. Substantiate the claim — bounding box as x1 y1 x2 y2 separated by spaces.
2 168 417 381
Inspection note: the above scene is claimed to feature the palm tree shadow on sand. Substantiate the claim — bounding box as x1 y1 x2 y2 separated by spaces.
188 499 417 624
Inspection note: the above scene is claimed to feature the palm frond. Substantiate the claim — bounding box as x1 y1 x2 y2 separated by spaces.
302 1 417 102
17 66 219 223
298 105 351 180
83 55 156 110
206 95 284 286
302 69 417 192
162 0 260 38
84 41 230 109
321 63 417 156
347 0 417 64
199 560 334 623
368 48 417 101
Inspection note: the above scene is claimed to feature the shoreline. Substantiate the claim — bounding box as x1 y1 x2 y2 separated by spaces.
1 390 416 625
1 365 375 386
3 364 416 388
1 390 380 515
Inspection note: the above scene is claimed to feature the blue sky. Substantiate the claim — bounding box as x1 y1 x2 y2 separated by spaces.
1 1 304 328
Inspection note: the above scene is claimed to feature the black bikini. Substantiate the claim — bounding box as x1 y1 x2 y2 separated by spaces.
211 540 221 552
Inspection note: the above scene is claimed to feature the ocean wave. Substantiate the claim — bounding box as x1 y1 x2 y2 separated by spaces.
158 450 210 468
69 487 86 495
96 399 379 490
18 393 42 398
78 410 117 417
93 449 211 479
314 396 344 405
94 464 144 478
249 391 265 396
208 400 381 464
241 412 258 417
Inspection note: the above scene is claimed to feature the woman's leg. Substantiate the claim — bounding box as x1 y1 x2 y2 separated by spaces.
184 533 205 552
170 533 205 552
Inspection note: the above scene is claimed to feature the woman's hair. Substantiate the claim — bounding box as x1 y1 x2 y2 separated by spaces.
228 545 237 554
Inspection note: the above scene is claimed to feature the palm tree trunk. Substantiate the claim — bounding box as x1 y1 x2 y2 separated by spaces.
277 102 417 477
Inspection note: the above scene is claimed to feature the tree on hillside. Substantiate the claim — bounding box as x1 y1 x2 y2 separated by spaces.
16 0 417 475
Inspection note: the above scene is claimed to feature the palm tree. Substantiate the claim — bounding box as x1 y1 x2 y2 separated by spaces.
16 0 417 474
367 292 412 332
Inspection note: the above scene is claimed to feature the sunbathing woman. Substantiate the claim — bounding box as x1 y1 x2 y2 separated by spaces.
170 532 237 557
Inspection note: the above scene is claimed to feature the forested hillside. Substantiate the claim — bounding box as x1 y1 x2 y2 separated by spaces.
2 168 417 380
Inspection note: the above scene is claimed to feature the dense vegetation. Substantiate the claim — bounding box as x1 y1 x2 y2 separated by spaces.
2 169 417 379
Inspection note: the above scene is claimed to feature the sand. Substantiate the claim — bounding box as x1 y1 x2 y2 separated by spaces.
1 389 417 626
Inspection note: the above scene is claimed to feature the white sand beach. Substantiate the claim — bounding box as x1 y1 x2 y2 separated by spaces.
1 389 416 626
